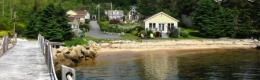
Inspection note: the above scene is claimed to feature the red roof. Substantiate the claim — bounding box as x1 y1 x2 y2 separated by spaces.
74 10 87 15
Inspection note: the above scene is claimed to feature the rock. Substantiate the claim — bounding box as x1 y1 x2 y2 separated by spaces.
254 39 258 43
56 53 65 60
53 44 100 70
64 50 78 60
71 46 84 58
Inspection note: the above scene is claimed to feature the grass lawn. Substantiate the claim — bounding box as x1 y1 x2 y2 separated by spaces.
120 33 140 39
181 28 205 39
120 28 206 40
64 36 103 46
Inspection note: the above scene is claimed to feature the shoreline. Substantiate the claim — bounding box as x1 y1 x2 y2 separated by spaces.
97 39 257 53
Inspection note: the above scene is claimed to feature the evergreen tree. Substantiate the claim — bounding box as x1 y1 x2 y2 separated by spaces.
36 3 73 41
24 14 38 38
193 0 225 38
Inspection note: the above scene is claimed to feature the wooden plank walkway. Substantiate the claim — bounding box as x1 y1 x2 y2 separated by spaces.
0 41 50 80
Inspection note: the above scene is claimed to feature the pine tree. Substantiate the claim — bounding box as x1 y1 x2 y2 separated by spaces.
193 0 225 38
24 14 38 38
36 3 73 41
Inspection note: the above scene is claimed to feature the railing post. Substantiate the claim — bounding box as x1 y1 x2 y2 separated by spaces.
61 65 76 80
1 36 5 53
6 36 8 51
49 45 58 80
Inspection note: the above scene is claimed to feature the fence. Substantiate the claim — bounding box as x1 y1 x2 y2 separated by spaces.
0 33 17 56
38 34 75 80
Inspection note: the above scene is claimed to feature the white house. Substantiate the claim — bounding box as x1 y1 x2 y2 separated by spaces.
68 16 81 33
142 12 179 34
66 10 90 24
105 10 124 21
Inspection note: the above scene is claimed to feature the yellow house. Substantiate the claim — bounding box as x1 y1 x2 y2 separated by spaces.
142 12 179 34
66 10 77 16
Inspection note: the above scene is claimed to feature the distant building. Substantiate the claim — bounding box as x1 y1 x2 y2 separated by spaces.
142 12 179 34
127 5 144 22
68 16 81 33
105 10 124 21
66 10 90 24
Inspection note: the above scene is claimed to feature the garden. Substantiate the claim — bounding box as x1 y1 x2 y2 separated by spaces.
97 18 204 40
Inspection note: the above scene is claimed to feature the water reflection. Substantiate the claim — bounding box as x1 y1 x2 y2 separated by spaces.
71 49 260 80
141 52 179 80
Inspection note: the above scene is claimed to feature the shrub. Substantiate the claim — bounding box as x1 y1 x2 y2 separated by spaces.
64 38 86 47
79 24 89 31
139 30 147 35
85 19 91 24
181 31 189 38
131 28 139 36
171 29 180 38
0 31 8 37
100 24 109 31
147 30 153 35
109 19 121 24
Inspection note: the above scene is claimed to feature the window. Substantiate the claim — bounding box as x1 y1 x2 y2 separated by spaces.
153 23 155 28
162 24 164 31
149 23 152 30
171 23 174 29
159 23 165 31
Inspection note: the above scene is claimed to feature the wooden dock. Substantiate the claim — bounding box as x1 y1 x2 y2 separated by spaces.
0 41 50 80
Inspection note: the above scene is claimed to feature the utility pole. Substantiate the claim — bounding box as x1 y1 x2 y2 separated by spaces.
13 11 16 34
111 2 112 10
10 0 12 19
98 3 100 19
2 0 4 19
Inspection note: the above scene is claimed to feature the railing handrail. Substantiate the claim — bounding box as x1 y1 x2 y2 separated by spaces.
0 33 17 56
38 34 75 80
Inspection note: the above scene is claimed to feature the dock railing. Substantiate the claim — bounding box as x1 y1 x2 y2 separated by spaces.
38 34 75 80
0 33 17 56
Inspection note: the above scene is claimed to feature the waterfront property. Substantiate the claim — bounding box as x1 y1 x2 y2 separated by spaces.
66 10 91 24
142 12 179 34
68 16 81 33
105 10 124 22
126 5 144 22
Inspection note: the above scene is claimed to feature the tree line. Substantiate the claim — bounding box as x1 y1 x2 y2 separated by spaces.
1 0 260 38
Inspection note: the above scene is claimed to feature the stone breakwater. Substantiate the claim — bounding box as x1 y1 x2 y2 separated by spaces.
53 41 100 71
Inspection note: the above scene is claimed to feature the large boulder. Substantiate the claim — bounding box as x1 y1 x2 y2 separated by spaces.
88 40 101 51
53 44 100 71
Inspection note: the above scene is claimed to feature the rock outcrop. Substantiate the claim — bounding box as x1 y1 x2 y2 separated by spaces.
53 41 101 70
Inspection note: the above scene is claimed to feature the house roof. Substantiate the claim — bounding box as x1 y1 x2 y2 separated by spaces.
106 10 124 15
75 15 85 18
74 10 87 15
143 12 179 22
68 16 75 22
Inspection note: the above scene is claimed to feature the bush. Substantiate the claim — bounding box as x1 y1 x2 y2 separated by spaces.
100 24 109 31
139 30 147 36
109 19 121 24
131 28 139 36
64 38 86 47
0 31 8 37
171 29 180 38
85 19 91 24
147 30 153 35
79 24 89 31
181 31 189 38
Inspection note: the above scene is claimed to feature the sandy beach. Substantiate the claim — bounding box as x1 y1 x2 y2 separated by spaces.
97 39 258 53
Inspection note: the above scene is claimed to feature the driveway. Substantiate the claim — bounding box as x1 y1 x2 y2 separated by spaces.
84 21 121 39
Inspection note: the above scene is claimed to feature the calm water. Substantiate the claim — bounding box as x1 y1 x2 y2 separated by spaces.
70 49 260 80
